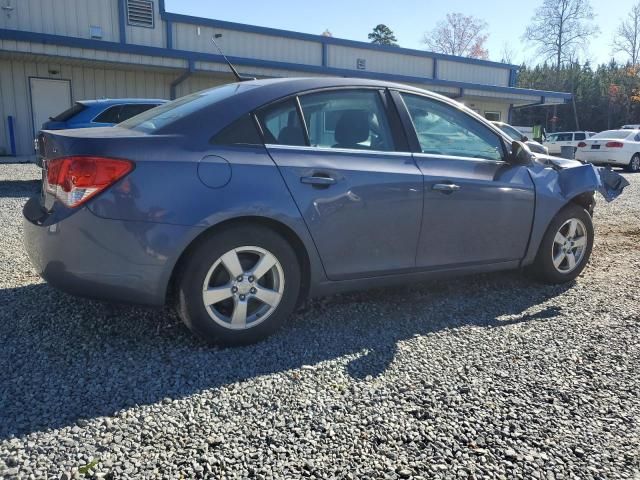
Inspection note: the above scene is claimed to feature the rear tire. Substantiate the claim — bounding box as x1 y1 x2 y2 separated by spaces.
627 153 640 173
177 225 301 346
527 203 594 284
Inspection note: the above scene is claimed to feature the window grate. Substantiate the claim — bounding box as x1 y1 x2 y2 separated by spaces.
126 0 154 28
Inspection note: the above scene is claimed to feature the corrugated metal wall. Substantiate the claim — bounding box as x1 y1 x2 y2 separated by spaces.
173 23 322 65
328 45 433 78
0 0 119 42
438 60 510 87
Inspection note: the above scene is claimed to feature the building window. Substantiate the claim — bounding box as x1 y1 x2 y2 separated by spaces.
126 0 155 28
484 111 501 122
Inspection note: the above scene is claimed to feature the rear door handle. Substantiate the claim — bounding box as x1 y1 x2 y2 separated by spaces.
300 175 337 186
432 183 461 192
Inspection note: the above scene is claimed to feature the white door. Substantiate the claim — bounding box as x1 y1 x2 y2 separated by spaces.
29 78 72 133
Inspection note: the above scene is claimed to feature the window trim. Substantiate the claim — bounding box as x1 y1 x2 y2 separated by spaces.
390 89 509 161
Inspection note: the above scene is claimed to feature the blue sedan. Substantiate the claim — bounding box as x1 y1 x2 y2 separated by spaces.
24 78 625 345
41 98 166 130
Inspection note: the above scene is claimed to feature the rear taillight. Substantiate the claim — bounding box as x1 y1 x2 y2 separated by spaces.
577 142 587 148
605 141 624 148
46 156 133 208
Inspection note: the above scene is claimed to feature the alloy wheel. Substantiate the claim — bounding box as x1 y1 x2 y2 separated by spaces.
201 246 285 330
551 218 588 274
631 155 640 172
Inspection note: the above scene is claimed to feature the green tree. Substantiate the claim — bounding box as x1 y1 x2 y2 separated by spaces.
368 24 398 46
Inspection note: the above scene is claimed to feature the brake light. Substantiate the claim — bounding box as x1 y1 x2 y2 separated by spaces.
605 141 624 148
577 142 587 148
46 156 133 208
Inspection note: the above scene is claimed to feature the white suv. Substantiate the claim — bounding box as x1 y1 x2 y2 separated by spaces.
544 131 597 155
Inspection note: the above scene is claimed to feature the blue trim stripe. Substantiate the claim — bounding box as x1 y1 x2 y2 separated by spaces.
321 42 328 67
7 115 16 156
0 28 572 100
117 0 126 44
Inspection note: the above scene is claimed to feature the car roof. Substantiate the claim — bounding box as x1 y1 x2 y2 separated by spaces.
77 98 167 106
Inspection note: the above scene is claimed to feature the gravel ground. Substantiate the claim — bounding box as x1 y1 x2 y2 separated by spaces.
0 163 639 479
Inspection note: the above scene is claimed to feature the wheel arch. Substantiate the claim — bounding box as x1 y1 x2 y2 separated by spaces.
165 216 312 308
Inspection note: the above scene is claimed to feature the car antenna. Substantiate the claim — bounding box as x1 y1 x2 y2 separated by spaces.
212 34 255 82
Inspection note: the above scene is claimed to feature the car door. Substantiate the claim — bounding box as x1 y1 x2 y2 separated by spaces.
257 89 424 280
392 91 535 269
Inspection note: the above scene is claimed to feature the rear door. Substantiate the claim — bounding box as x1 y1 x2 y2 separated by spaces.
393 91 535 269
257 89 423 280
29 78 72 134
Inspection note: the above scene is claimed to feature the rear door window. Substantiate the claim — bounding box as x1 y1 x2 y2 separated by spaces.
574 132 586 141
298 89 395 151
211 114 262 146
93 105 123 123
118 104 158 121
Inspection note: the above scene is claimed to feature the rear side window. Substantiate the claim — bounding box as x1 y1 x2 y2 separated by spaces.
255 99 306 146
574 132 586 141
52 102 86 122
119 103 158 121
298 89 395 151
211 114 262 146
93 105 122 123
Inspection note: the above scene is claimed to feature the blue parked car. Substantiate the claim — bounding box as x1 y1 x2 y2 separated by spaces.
41 98 166 130
24 78 626 345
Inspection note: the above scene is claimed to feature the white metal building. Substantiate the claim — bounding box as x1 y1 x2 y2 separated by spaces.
0 0 572 156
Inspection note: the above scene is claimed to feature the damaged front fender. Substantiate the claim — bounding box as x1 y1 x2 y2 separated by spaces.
521 157 629 266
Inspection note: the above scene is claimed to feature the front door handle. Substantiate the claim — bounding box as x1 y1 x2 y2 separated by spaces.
432 183 461 192
301 175 337 187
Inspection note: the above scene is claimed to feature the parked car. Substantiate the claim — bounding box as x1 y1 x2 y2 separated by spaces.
24 78 624 345
621 124 640 129
575 129 640 172
491 121 549 155
544 131 597 155
41 98 166 130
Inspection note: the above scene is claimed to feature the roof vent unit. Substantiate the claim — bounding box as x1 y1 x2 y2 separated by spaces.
126 0 154 28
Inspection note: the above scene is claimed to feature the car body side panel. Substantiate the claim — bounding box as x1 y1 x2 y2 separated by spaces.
414 157 535 267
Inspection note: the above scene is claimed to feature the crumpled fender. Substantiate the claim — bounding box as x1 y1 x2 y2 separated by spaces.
520 157 629 266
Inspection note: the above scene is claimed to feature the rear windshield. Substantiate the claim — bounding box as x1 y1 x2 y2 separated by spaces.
591 130 633 139
119 83 256 132
51 102 86 122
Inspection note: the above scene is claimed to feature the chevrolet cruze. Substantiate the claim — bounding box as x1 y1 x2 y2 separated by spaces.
24 78 613 345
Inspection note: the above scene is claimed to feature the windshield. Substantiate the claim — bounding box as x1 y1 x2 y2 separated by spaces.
119 83 255 132
496 124 524 140
591 130 633 140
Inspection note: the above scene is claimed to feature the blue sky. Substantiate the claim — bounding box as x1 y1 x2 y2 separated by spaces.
165 0 638 65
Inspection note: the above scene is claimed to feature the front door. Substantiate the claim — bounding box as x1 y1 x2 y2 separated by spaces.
257 89 423 280
29 78 72 134
395 92 535 269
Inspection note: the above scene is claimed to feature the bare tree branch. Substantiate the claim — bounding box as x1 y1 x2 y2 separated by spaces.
613 2 640 65
423 13 490 59
523 0 599 69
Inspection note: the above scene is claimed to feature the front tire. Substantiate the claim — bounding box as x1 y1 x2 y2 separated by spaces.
528 204 594 284
177 225 301 346
627 153 640 173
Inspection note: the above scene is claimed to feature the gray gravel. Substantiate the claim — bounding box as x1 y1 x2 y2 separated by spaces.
1 162 639 479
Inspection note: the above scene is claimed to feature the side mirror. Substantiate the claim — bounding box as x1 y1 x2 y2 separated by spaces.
522 135 529 142
510 140 533 165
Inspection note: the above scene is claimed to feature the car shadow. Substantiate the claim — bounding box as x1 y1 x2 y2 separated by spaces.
0 179 40 198
0 272 571 439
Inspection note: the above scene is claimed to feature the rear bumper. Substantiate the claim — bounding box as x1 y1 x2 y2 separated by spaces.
575 151 629 166
23 196 202 306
